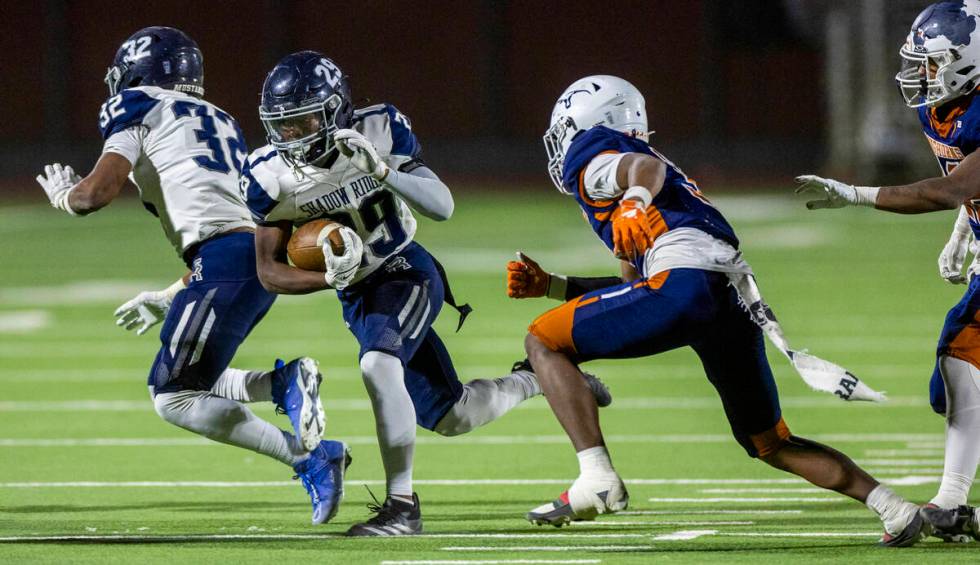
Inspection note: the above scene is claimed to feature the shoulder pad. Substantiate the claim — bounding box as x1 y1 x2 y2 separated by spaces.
98 88 162 140
241 148 281 224
356 103 421 158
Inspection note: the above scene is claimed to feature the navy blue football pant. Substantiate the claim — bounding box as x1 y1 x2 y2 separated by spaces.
338 242 464 430
148 232 276 395
529 268 788 458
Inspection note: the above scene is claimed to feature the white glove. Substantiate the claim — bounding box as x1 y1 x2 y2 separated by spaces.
36 163 82 215
334 129 389 180
322 225 364 290
114 278 187 336
939 206 973 284
795 175 879 209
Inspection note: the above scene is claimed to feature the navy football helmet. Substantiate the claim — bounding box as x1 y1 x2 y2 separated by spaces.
104 27 204 98
259 51 354 168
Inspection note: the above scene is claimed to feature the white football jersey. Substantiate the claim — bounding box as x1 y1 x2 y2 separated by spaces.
242 103 423 284
99 86 254 256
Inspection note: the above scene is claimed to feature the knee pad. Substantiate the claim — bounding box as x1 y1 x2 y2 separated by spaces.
360 351 403 386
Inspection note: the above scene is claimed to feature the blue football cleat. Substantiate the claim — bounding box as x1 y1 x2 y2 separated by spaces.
272 357 325 452
293 440 352 525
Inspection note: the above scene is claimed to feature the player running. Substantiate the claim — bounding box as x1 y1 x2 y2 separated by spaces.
33 27 348 525
510 74 930 546
243 51 610 536
795 0 980 542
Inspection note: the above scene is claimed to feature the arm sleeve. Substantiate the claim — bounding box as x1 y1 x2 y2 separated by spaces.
563 275 624 301
582 152 627 200
382 165 454 221
101 127 144 165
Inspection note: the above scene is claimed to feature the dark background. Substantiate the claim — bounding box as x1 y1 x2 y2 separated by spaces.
0 1 924 193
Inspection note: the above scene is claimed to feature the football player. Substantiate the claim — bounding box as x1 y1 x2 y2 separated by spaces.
795 0 980 542
33 27 348 525
510 75 930 546
243 51 611 536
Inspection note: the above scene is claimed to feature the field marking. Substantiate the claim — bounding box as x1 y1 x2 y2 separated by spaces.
619 510 803 515
699 488 823 494
0 476 936 489
857 459 944 466
578 521 752 527
382 561 600 565
0 281 161 306
441 547 652 553
864 449 945 457
0 433 946 447
0 310 50 333
648 497 839 503
651 530 718 541
0 396 929 412
719 532 880 538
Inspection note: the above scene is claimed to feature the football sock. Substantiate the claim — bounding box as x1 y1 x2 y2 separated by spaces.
360 350 416 498
433 370 540 436
209 368 273 402
577 446 617 479
931 356 980 509
153 390 307 466
866 484 917 535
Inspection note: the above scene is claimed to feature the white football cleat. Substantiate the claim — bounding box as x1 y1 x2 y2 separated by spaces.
526 474 628 527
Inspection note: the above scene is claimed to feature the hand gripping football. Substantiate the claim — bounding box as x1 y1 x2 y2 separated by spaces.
286 219 347 272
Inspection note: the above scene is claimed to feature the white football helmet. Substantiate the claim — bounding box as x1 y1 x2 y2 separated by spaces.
896 0 980 108
544 75 647 193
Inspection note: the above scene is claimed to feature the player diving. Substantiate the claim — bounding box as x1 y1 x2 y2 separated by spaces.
795 0 980 543
32 27 349 525
241 51 612 536
507 74 934 546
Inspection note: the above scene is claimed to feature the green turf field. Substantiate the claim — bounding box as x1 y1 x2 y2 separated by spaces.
1 190 978 563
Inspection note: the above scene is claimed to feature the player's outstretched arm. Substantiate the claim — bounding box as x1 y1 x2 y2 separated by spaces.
255 222 331 295
506 252 624 301
35 153 131 216
798 151 980 214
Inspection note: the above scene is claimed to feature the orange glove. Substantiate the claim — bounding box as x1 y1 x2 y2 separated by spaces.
506 252 550 298
611 198 655 261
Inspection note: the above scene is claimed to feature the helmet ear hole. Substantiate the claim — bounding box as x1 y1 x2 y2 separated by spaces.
958 65 976 75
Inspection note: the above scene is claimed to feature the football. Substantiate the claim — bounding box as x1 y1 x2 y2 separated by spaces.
286 219 347 272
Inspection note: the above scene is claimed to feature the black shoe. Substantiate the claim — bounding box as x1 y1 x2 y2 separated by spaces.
512 358 612 408
921 504 980 542
345 492 422 536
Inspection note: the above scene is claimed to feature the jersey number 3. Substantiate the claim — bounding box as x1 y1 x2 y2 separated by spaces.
172 101 247 175
328 190 407 256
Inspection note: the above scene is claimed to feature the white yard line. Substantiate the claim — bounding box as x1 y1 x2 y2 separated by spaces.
382 561 600 565
720 532 880 538
648 497 839 503
0 433 946 447
441 547 652 553
0 310 50 333
619 510 803 515
651 530 718 541
0 396 928 412
857 459 944 466
699 488 823 494
576 521 752 527
864 449 944 456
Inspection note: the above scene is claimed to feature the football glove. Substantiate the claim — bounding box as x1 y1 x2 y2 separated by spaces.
323 225 364 290
507 252 551 299
36 162 81 215
611 198 655 261
939 206 973 285
794 174 879 209
334 129 389 180
114 278 187 336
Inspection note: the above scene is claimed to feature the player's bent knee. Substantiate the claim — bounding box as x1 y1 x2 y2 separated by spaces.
748 417 792 460
432 410 471 437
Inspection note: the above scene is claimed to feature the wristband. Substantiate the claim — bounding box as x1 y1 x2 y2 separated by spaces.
163 277 188 300
547 274 568 300
622 186 652 208
854 186 879 207
53 188 79 216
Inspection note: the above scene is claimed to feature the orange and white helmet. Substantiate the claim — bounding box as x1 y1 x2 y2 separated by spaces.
543 75 647 193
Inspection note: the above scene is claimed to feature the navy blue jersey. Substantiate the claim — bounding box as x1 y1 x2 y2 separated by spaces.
917 92 980 237
562 126 738 272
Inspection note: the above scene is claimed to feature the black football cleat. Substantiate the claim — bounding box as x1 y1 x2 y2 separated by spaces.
346 491 422 536
512 358 612 407
921 504 980 542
